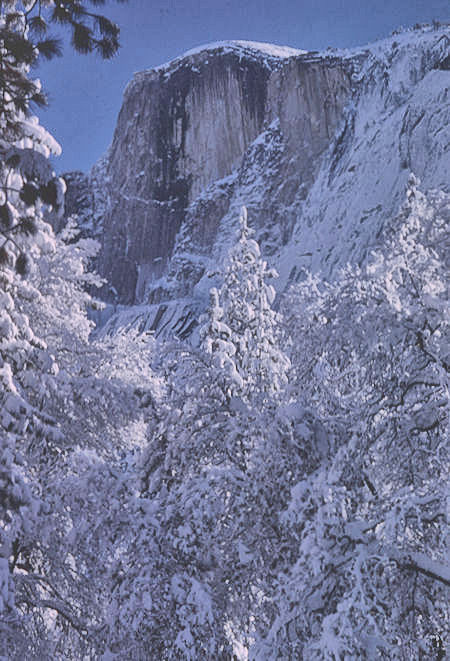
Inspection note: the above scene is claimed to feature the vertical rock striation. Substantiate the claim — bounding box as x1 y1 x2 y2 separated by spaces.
91 42 353 305
99 45 284 303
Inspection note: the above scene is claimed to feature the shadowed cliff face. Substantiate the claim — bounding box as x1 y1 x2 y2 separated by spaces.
94 44 352 304
98 48 277 303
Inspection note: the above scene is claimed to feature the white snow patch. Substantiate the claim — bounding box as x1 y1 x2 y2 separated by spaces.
182 40 306 59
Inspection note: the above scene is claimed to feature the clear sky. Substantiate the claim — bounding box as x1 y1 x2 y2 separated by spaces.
36 0 449 173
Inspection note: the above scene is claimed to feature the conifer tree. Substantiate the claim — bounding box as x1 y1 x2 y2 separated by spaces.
0 3 134 656
203 206 290 405
0 1 126 267
106 208 306 658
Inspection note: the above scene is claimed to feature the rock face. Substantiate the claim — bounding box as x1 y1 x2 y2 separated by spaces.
65 28 450 337
100 45 274 303
93 41 352 305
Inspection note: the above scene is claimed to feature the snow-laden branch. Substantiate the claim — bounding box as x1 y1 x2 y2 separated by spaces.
399 551 450 587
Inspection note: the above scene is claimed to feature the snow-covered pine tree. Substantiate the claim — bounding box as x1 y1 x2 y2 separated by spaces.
0 0 125 266
204 206 290 405
106 208 308 659
0 11 63 647
0 5 153 656
0 102 67 656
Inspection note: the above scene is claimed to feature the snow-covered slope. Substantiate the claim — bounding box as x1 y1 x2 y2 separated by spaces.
276 26 450 285
65 24 450 337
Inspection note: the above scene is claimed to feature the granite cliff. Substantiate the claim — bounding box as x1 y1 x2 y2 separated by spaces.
65 26 450 337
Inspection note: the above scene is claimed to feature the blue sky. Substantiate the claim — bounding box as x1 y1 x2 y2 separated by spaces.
37 0 449 173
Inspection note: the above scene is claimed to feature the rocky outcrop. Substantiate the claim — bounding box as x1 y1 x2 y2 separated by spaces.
65 27 450 337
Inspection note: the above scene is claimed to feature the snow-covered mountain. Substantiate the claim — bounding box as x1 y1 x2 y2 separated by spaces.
64 24 450 337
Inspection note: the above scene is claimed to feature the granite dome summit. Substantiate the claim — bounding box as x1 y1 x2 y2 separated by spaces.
150 41 308 73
